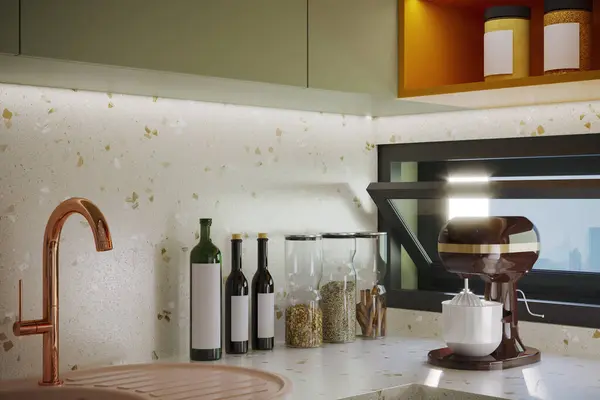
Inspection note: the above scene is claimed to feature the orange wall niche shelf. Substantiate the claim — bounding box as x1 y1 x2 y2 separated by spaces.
398 0 600 108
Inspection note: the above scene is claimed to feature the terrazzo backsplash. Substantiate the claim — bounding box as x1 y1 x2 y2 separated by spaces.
1 82 600 381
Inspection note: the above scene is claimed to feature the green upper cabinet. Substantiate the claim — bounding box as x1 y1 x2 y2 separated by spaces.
0 0 19 55
20 0 308 87
308 0 397 95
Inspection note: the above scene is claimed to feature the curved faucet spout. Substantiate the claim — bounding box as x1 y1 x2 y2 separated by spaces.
45 198 113 252
13 197 113 386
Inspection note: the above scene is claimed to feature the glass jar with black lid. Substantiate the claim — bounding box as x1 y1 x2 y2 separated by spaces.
284 234 323 348
321 233 357 343
354 232 388 339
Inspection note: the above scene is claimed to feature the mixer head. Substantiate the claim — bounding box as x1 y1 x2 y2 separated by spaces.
437 216 540 283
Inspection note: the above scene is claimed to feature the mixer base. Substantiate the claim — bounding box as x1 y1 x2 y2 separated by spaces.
427 347 541 370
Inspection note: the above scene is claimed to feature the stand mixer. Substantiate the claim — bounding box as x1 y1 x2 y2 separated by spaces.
428 216 541 370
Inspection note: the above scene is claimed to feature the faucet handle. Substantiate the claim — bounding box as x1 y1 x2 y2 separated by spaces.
13 279 24 335
13 279 23 336
13 279 51 337
17 279 22 323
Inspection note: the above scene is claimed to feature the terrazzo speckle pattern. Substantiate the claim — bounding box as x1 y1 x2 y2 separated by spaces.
0 84 376 380
2 82 600 382
165 336 600 399
342 384 506 400
373 101 600 143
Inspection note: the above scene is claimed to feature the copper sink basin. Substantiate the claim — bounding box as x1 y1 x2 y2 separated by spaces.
0 363 292 400
0 386 142 400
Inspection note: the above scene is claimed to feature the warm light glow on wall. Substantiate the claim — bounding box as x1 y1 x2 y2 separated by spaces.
447 176 489 220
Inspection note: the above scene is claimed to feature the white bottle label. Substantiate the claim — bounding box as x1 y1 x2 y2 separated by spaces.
484 30 513 77
544 23 580 71
231 295 249 342
257 293 275 338
191 263 221 350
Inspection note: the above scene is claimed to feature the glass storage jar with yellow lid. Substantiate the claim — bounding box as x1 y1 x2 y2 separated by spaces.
484 5 531 82
321 233 357 343
284 234 323 348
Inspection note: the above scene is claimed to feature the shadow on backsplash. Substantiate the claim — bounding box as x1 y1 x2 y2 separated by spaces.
154 217 184 360
218 182 377 232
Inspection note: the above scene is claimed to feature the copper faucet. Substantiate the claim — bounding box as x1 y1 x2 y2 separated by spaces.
13 198 113 386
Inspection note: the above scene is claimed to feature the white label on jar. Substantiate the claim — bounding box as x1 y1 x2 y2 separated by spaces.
484 30 514 77
544 23 580 71
231 295 249 342
257 293 275 338
191 263 221 350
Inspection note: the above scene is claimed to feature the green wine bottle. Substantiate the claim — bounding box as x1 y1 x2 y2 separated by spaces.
190 218 222 361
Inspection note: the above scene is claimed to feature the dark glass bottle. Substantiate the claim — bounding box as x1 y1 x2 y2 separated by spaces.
252 233 275 350
225 234 249 354
189 218 222 361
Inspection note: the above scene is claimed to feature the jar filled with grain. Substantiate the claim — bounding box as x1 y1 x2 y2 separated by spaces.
544 0 593 74
321 233 357 344
354 232 388 339
284 234 323 348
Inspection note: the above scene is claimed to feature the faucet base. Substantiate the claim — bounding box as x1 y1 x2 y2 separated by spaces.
38 380 63 387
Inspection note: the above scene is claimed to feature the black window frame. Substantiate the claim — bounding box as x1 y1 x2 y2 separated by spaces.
369 134 600 328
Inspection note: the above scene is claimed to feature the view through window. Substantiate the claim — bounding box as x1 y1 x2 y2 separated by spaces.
448 175 600 272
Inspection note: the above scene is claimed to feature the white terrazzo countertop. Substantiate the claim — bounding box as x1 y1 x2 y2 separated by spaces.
169 336 600 400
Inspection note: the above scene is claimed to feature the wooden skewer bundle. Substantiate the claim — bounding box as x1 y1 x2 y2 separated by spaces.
356 286 386 338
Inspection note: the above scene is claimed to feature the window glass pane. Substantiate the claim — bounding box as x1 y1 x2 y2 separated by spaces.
388 167 600 275
379 145 600 302
447 175 490 220
390 162 419 290
447 198 489 220
446 175 600 272
489 198 600 272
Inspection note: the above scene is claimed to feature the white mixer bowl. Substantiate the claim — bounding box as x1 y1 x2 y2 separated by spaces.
442 300 503 357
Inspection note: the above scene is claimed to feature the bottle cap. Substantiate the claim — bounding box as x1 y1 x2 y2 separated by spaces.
199 218 212 225
285 234 321 241
258 233 268 239
231 233 242 240
544 0 592 13
484 5 531 22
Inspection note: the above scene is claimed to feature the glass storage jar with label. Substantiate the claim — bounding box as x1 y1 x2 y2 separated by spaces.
284 234 323 348
354 232 388 339
484 6 531 82
321 233 357 343
544 0 592 74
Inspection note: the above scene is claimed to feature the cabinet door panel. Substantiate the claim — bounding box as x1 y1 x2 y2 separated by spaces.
0 0 19 55
21 0 307 87
308 0 397 95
